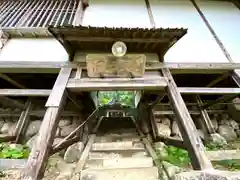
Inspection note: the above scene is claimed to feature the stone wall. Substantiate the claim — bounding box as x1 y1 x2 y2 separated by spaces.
155 112 240 142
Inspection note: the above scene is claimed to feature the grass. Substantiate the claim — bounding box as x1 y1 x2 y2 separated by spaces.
0 143 30 159
156 141 240 171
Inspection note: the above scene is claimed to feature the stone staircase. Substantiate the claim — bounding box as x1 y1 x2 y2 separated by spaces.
80 118 159 180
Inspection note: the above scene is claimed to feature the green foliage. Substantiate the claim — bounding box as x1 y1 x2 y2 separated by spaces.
205 142 240 171
156 146 191 167
98 91 135 107
213 160 240 171
0 143 30 159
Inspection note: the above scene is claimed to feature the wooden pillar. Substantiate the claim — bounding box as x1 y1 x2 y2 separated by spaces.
22 68 72 180
161 68 213 170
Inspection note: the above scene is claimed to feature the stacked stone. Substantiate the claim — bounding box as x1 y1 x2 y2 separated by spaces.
155 112 240 142
0 108 85 164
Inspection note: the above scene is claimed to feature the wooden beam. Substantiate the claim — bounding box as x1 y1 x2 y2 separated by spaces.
155 136 186 150
179 87 240 94
0 96 24 109
206 73 230 87
206 150 240 161
0 74 26 89
196 96 215 135
51 136 79 155
22 67 71 180
46 68 72 107
74 118 102 177
0 89 51 96
149 93 166 108
131 116 169 179
67 76 167 91
161 68 213 170
14 99 32 143
153 110 227 115
202 95 237 109
73 0 89 26
62 36 170 43
232 70 240 87
0 61 240 72
53 108 98 149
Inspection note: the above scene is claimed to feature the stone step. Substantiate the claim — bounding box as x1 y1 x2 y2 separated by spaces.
81 167 159 180
89 151 149 159
95 133 141 143
92 141 145 152
98 128 138 135
85 157 153 169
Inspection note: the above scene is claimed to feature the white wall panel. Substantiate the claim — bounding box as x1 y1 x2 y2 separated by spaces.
196 0 240 63
82 0 151 28
0 39 68 62
149 0 228 63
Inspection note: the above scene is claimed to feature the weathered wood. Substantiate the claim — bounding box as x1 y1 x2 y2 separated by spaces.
162 68 213 170
0 134 16 142
190 0 233 63
22 106 67 179
0 61 240 72
154 109 227 115
149 93 166 108
155 136 186 150
73 0 89 26
202 95 237 109
196 96 215 135
67 93 83 111
75 66 82 79
67 76 167 91
0 96 24 109
206 73 230 87
74 118 102 176
232 70 240 87
54 108 98 149
0 89 51 96
0 73 26 89
14 99 32 143
62 36 170 43
179 87 240 94
131 117 170 179
22 68 71 180
86 54 146 78
149 108 158 139
45 67 72 107
206 150 240 161
51 136 79 155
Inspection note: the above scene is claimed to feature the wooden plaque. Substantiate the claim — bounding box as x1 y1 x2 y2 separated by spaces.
86 54 146 77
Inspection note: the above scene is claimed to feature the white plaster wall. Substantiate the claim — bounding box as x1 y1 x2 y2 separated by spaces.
196 0 240 63
82 0 151 28
149 0 228 63
0 38 68 62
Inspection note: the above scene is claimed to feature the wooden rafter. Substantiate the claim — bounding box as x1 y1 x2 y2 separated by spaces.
161 68 213 170
22 68 71 180
0 73 26 89
0 96 24 109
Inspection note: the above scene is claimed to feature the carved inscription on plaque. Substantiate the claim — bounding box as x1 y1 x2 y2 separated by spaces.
86 54 146 78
